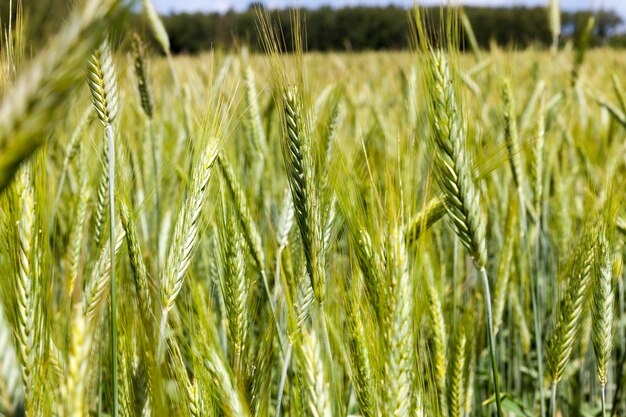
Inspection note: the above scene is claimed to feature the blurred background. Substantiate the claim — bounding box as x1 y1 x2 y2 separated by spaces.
1 0 625 52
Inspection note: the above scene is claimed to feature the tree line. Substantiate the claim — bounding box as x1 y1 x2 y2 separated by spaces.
1 2 624 53
159 6 623 53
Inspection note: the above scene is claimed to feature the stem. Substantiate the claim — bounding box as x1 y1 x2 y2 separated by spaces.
617 276 626 417
156 309 168 364
319 305 335 415
105 124 118 417
480 267 503 417
319 305 333 366
452 237 459 321
273 248 283 302
274 345 292 417
49 169 67 236
166 52 179 92
550 381 557 417
518 187 527 243
610 348 626 417
534 193 546 417
148 120 160 281
530 278 545 416
519 195 545 417
261 269 285 356
602 384 607 417
98 342 104 416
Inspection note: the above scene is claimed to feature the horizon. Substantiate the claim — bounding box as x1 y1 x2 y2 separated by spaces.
153 0 626 21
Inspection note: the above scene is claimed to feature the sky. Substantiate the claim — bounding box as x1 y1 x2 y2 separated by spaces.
153 0 626 20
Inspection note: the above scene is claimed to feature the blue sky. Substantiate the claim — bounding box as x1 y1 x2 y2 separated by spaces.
153 0 625 19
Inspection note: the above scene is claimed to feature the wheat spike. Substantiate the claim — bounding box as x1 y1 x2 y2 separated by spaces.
119 200 153 333
141 0 170 55
293 270 315 333
66 184 90 297
546 240 594 385
206 346 251 417
448 329 466 417
87 37 121 416
611 74 626 113
296 328 332 417
216 155 265 274
406 196 447 244
117 330 135 417
532 96 546 211
424 256 447 416
0 303 22 414
131 34 154 119
158 136 219 359
592 227 614 386
428 51 500 416
87 41 118 126
277 188 295 251
502 80 526 193
141 0 179 89
463 339 477 417
82 224 125 324
245 65 267 155
385 228 415 417
10 167 35 390
354 229 386 319
63 305 91 417
88 39 118 252
0 0 123 191
192 302 252 417
170 340 202 417
131 358 151 417
345 289 377 417
591 225 615 417
93 139 110 249
547 234 594 417
502 79 530 248
282 86 325 304
460 10 481 61
429 51 487 269
218 189 249 380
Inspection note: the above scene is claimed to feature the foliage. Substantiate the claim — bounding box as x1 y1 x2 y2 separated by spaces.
157 6 624 53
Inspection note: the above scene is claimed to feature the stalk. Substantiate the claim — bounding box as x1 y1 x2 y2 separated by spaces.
86 39 119 416
534 96 547 417
148 120 161 279
106 124 118 417
427 51 502 417
601 384 607 417
530 268 545 416
550 381 557 417
481 267 503 417
274 346 293 417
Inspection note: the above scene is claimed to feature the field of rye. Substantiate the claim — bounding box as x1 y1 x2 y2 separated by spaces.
1 0 626 416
